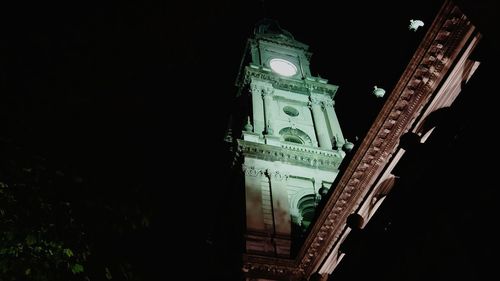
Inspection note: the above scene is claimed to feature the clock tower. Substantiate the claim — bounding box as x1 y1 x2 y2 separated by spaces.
228 19 351 260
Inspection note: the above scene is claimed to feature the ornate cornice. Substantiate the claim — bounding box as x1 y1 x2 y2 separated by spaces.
253 36 310 52
243 255 301 281
237 140 343 171
243 66 339 98
243 1 478 279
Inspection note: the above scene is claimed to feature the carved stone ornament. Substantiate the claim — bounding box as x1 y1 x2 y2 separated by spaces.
250 83 261 94
251 35 310 52
261 87 275 97
242 256 303 281
309 96 324 106
323 99 335 107
270 170 289 181
242 165 265 177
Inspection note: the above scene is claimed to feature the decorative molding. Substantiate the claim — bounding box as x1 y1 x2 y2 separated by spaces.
242 1 478 279
237 140 343 171
323 99 335 107
242 165 266 178
309 94 333 109
250 83 261 94
261 87 275 97
269 170 289 182
309 96 324 106
251 82 275 97
252 36 310 52
243 66 339 98
242 255 302 281
279 127 313 146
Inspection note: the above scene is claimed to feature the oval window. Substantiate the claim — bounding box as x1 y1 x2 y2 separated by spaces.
283 106 299 117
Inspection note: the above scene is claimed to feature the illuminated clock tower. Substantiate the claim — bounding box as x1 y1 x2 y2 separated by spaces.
228 19 351 260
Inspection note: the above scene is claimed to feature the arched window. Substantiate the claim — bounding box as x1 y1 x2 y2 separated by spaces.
279 127 312 146
297 194 318 229
283 135 303 144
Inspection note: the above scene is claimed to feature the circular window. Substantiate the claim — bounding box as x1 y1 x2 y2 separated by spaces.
269 58 297 77
283 106 299 117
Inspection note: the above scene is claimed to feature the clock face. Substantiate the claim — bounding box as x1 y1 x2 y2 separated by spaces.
269 58 297 77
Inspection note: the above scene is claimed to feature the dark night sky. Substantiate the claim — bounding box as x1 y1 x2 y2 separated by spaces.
1 1 499 280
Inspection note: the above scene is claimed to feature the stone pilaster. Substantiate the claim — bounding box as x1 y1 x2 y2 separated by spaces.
262 87 276 136
250 83 265 135
310 96 332 150
243 164 275 255
323 99 345 149
268 169 291 257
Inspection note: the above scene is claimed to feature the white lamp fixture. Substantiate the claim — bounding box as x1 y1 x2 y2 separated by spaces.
373 86 386 98
409 19 424 31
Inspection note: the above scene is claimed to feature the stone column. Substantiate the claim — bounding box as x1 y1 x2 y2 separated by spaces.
310 96 332 150
250 83 265 135
268 169 291 257
262 87 275 136
324 99 345 149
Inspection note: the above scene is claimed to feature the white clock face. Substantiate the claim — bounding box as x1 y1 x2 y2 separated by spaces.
269 58 297 77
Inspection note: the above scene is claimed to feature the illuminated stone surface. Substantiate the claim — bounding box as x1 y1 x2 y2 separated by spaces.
230 19 348 259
